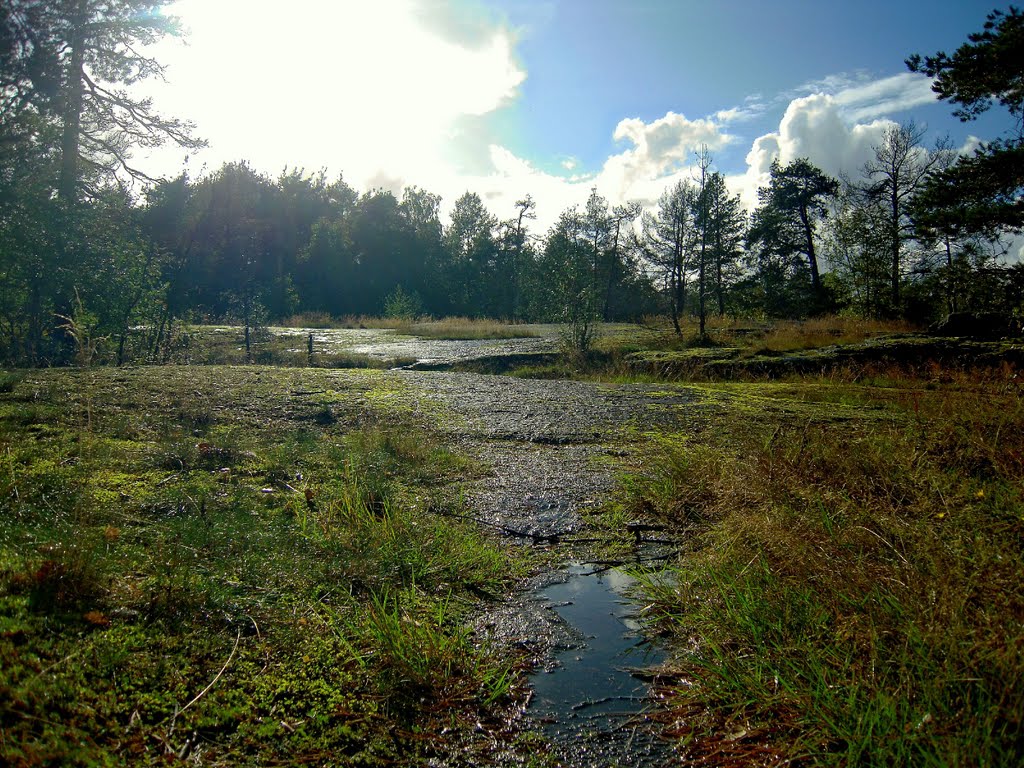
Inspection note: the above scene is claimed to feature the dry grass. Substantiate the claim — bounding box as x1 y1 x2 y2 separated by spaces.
639 314 919 352
750 315 920 353
625 363 1024 765
278 313 409 329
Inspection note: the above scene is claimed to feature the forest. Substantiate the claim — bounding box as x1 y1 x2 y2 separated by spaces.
2 2 1023 367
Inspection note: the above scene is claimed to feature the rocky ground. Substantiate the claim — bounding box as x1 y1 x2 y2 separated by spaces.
394 371 711 766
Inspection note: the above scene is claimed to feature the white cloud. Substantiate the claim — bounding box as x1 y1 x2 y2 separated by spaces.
833 72 937 122
410 109 739 234
480 71 942 230
729 73 940 210
138 0 525 190
715 97 768 124
612 112 733 175
731 94 890 210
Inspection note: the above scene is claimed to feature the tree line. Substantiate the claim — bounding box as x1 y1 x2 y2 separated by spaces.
2 1 1022 365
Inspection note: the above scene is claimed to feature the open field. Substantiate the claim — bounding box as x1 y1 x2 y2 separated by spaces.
0 367 535 766
1 317 1022 766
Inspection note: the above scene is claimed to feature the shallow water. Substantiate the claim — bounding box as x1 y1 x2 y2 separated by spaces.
271 326 556 366
529 564 669 766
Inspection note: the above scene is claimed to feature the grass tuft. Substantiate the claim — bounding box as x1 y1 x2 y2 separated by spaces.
625 364 1024 765
0 366 524 765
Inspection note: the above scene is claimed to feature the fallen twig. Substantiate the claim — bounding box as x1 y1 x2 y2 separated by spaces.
180 629 241 715
429 507 565 543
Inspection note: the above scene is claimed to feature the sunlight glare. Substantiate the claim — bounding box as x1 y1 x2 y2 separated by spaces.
152 0 524 186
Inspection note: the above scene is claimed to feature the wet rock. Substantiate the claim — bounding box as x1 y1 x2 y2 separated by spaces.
929 311 1022 339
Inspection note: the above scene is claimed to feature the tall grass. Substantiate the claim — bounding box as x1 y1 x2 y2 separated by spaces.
624 365 1024 765
748 315 919 354
637 314 917 352
0 367 523 765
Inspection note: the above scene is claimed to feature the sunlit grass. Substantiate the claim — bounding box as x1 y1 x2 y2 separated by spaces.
0 366 525 765
620 364 1024 765
746 315 919 354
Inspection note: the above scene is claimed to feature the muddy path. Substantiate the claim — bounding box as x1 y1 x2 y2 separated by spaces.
394 371 709 765
405 371 698 540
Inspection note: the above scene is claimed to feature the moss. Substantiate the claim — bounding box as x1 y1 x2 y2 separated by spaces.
0 365 526 766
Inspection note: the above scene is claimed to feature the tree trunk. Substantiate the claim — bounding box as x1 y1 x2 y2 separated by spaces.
890 186 901 311
799 205 822 298
671 279 682 334
715 222 726 316
27 281 42 364
944 236 956 314
59 2 88 204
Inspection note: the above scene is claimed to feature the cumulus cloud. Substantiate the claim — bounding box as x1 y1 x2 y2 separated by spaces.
427 68 965 236
446 111 736 232
480 70 942 230
730 73 940 210
612 112 733 175
730 94 887 209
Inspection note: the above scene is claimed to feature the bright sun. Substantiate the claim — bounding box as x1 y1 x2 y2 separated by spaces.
143 0 524 187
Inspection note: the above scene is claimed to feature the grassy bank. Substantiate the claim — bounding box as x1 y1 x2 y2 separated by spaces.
619 365 1024 765
495 316 1021 383
0 367 530 766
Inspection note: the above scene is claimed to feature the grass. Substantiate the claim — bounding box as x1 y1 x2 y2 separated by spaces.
744 315 918 354
617 364 1024 765
279 312 410 330
0 366 529 766
498 316 1015 384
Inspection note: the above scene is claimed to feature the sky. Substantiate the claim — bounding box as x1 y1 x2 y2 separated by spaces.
137 0 1019 230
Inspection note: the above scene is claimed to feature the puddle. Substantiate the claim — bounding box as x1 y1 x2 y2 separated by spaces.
529 564 669 766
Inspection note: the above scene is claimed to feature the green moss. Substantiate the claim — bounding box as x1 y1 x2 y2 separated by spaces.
0 365 526 766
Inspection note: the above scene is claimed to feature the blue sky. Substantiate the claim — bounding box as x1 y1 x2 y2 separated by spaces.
140 0 1017 227
490 0 1013 175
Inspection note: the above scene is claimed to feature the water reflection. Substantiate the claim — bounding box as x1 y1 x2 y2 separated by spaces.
529 563 668 766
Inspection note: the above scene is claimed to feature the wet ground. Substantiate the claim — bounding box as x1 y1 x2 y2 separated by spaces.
391 370 706 766
270 328 706 764
272 325 558 366
528 564 671 767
